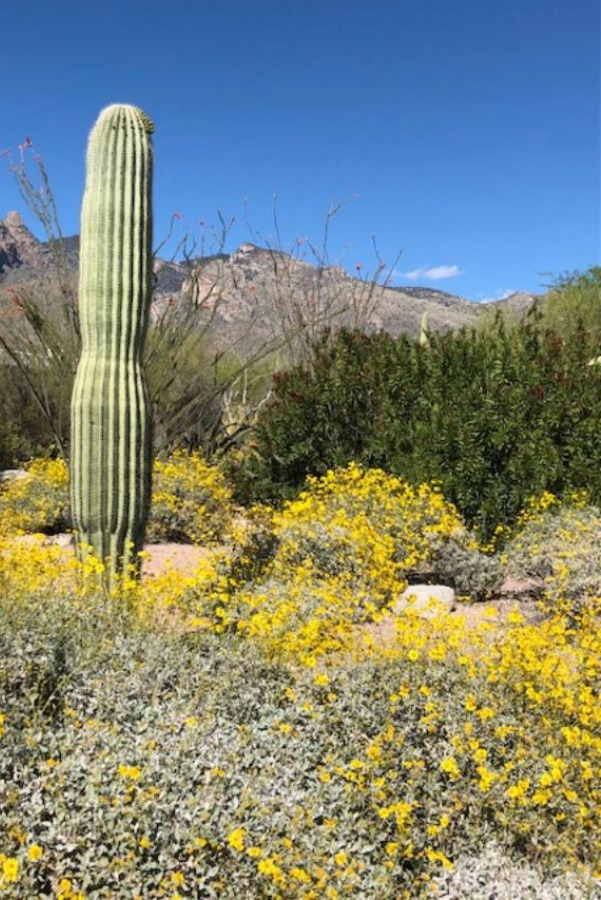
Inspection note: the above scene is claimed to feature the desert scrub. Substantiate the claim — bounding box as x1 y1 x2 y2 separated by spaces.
182 465 504 667
0 533 76 601
1 581 600 898
0 451 236 546
1 475 600 896
223 503 279 585
146 450 236 544
268 463 496 602
421 534 503 600
0 458 70 534
503 491 601 606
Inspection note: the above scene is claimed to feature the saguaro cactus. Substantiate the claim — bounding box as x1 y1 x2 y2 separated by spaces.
70 104 154 584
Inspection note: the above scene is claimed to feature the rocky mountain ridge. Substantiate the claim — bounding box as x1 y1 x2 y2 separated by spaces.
0 211 539 353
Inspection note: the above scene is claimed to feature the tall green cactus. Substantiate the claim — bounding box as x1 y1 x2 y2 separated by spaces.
70 104 154 585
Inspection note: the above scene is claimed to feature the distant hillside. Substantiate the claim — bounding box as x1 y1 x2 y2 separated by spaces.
0 211 539 357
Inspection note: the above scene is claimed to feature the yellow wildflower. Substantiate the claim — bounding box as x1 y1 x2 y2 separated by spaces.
2 857 19 882
440 756 460 778
227 827 246 852
118 764 141 781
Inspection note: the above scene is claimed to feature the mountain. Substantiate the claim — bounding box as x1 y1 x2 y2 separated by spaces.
0 211 539 356
0 211 48 276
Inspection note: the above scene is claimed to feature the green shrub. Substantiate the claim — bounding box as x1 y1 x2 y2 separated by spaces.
536 266 601 347
237 308 601 539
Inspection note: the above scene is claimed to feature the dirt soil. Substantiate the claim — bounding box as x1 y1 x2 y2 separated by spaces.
140 542 217 578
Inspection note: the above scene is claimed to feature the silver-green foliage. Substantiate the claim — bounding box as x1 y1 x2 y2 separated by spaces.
1 590 598 897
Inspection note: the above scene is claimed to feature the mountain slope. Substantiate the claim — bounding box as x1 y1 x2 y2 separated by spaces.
0 211 539 355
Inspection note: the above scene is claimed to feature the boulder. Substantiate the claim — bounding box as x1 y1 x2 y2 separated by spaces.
0 469 28 483
497 575 544 602
394 584 456 619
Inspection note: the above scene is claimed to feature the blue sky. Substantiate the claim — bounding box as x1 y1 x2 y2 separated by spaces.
1 0 599 300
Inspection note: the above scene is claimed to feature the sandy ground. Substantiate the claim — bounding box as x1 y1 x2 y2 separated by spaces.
140 541 218 577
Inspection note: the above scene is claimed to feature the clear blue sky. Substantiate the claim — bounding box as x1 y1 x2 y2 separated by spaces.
1 0 599 300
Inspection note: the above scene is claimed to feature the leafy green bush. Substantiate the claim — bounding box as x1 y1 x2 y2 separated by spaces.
0 365 62 468
237 306 601 539
536 267 601 347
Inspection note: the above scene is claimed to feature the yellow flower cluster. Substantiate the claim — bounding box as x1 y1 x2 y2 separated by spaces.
218 463 472 666
0 855 19 886
0 532 75 598
147 450 234 544
0 457 69 535
273 462 467 584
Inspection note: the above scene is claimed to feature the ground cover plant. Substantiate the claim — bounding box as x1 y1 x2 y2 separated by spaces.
1 461 600 898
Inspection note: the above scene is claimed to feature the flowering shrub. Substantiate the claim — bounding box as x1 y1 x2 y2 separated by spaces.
0 452 235 545
179 465 504 667
0 471 600 897
502 492 601 606
269 463 499 602
1 558 599 897
146 451 235 544
0 458 69 534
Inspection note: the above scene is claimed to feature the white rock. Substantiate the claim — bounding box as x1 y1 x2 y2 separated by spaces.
394 584 456 619
0 468 28 482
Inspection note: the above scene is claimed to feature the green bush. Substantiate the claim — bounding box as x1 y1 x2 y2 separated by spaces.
536 266 601 347
235 301 601 539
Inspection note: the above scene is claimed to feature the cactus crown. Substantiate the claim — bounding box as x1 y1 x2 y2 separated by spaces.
95 103 155 134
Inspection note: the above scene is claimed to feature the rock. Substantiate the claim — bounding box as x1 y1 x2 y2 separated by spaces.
394 584 456 619
497 575 544 602
0 468 29 483
0 210 42 276
53 533 74 548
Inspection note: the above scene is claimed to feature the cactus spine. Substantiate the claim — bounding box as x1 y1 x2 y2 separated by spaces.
70 104 154 584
